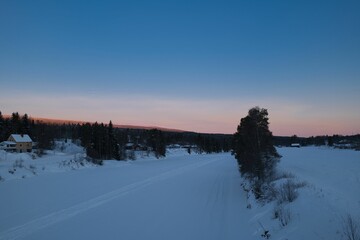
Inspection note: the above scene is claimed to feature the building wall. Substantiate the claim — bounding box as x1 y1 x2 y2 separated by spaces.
15 142 32 153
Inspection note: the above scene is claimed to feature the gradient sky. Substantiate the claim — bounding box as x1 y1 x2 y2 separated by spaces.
1 0 359 136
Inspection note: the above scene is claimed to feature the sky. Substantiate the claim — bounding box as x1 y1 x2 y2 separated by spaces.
0 0 359 136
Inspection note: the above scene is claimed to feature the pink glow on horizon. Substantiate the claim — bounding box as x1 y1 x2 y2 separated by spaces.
0 92 359 137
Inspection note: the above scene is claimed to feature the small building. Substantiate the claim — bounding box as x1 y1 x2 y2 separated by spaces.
291 143 301 148
7 134 33 153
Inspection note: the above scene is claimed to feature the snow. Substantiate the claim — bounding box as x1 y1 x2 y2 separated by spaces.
0 144 359 240
0 141 90 181
0 149 248 240
273 146 360 239
242 146 360 240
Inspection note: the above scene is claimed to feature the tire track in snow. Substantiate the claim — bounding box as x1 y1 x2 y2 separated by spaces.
0 158 219 240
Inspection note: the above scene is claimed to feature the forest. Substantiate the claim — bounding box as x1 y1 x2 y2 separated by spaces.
0 112 232 163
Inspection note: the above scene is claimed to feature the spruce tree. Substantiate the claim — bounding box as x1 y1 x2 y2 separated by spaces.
11 112 21 133
0 111 4 141
148 129 166 158
21 114 30 134
108 121 120 160
233 107 280 184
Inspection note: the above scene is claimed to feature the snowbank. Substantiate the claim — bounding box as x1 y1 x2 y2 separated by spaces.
0 141 91 182
241 146 360 240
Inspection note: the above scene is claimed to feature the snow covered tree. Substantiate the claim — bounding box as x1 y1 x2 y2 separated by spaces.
233 107 280 188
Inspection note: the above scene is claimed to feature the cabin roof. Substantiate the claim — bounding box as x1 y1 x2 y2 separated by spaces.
10 134 33 143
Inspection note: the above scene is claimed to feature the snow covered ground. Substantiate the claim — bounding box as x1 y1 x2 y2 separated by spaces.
0 145 359 240
274 147 360 239
243 146 360 240
0 141 90 182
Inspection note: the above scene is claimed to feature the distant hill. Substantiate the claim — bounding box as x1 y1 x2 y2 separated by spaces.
3 115 185 133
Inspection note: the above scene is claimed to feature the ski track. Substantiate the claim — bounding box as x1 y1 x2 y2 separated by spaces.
0 158 219 240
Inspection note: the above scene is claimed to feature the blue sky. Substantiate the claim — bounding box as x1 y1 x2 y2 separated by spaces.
1 0 359 136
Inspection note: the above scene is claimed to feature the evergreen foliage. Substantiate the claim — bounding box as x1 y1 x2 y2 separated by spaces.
147 129 166 158
233 107 281 190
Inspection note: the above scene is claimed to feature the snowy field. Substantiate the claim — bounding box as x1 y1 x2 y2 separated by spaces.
273 147 360 239
0 145 359 240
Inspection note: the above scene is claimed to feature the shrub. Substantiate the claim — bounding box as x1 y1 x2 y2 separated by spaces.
342 214 360 240
277 180 298 203
274 205 291 227
86 157 103 166
294 180 307 189
29 164 36 170
35 148 45 157
258 221 271 239
261 182 278 202
13 159 24 168
28 164 37 175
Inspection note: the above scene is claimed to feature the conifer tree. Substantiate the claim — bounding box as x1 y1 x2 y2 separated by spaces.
0 111 4 141
233 107 280 185
108 121 120 160
11 112 21 133
21 114 30 134
148 129 166 158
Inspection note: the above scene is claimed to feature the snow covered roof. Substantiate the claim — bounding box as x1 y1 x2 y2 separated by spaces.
9 134 33 143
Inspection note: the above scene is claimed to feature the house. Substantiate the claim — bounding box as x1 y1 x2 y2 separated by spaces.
7 134 33 153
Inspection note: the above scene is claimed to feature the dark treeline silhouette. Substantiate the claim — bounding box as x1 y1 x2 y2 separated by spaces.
0 111 232 162
274 134 360 148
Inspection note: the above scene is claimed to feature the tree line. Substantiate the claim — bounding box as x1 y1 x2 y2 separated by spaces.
0 111 232 162
273 134 360 148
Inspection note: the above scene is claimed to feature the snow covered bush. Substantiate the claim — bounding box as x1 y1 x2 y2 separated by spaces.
28 164 37 175
277 179 299 203
59 155 93 169
260 182 278 202
342 215 360 240
258 222 271 239
13 159 24 168
273 204 291 227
